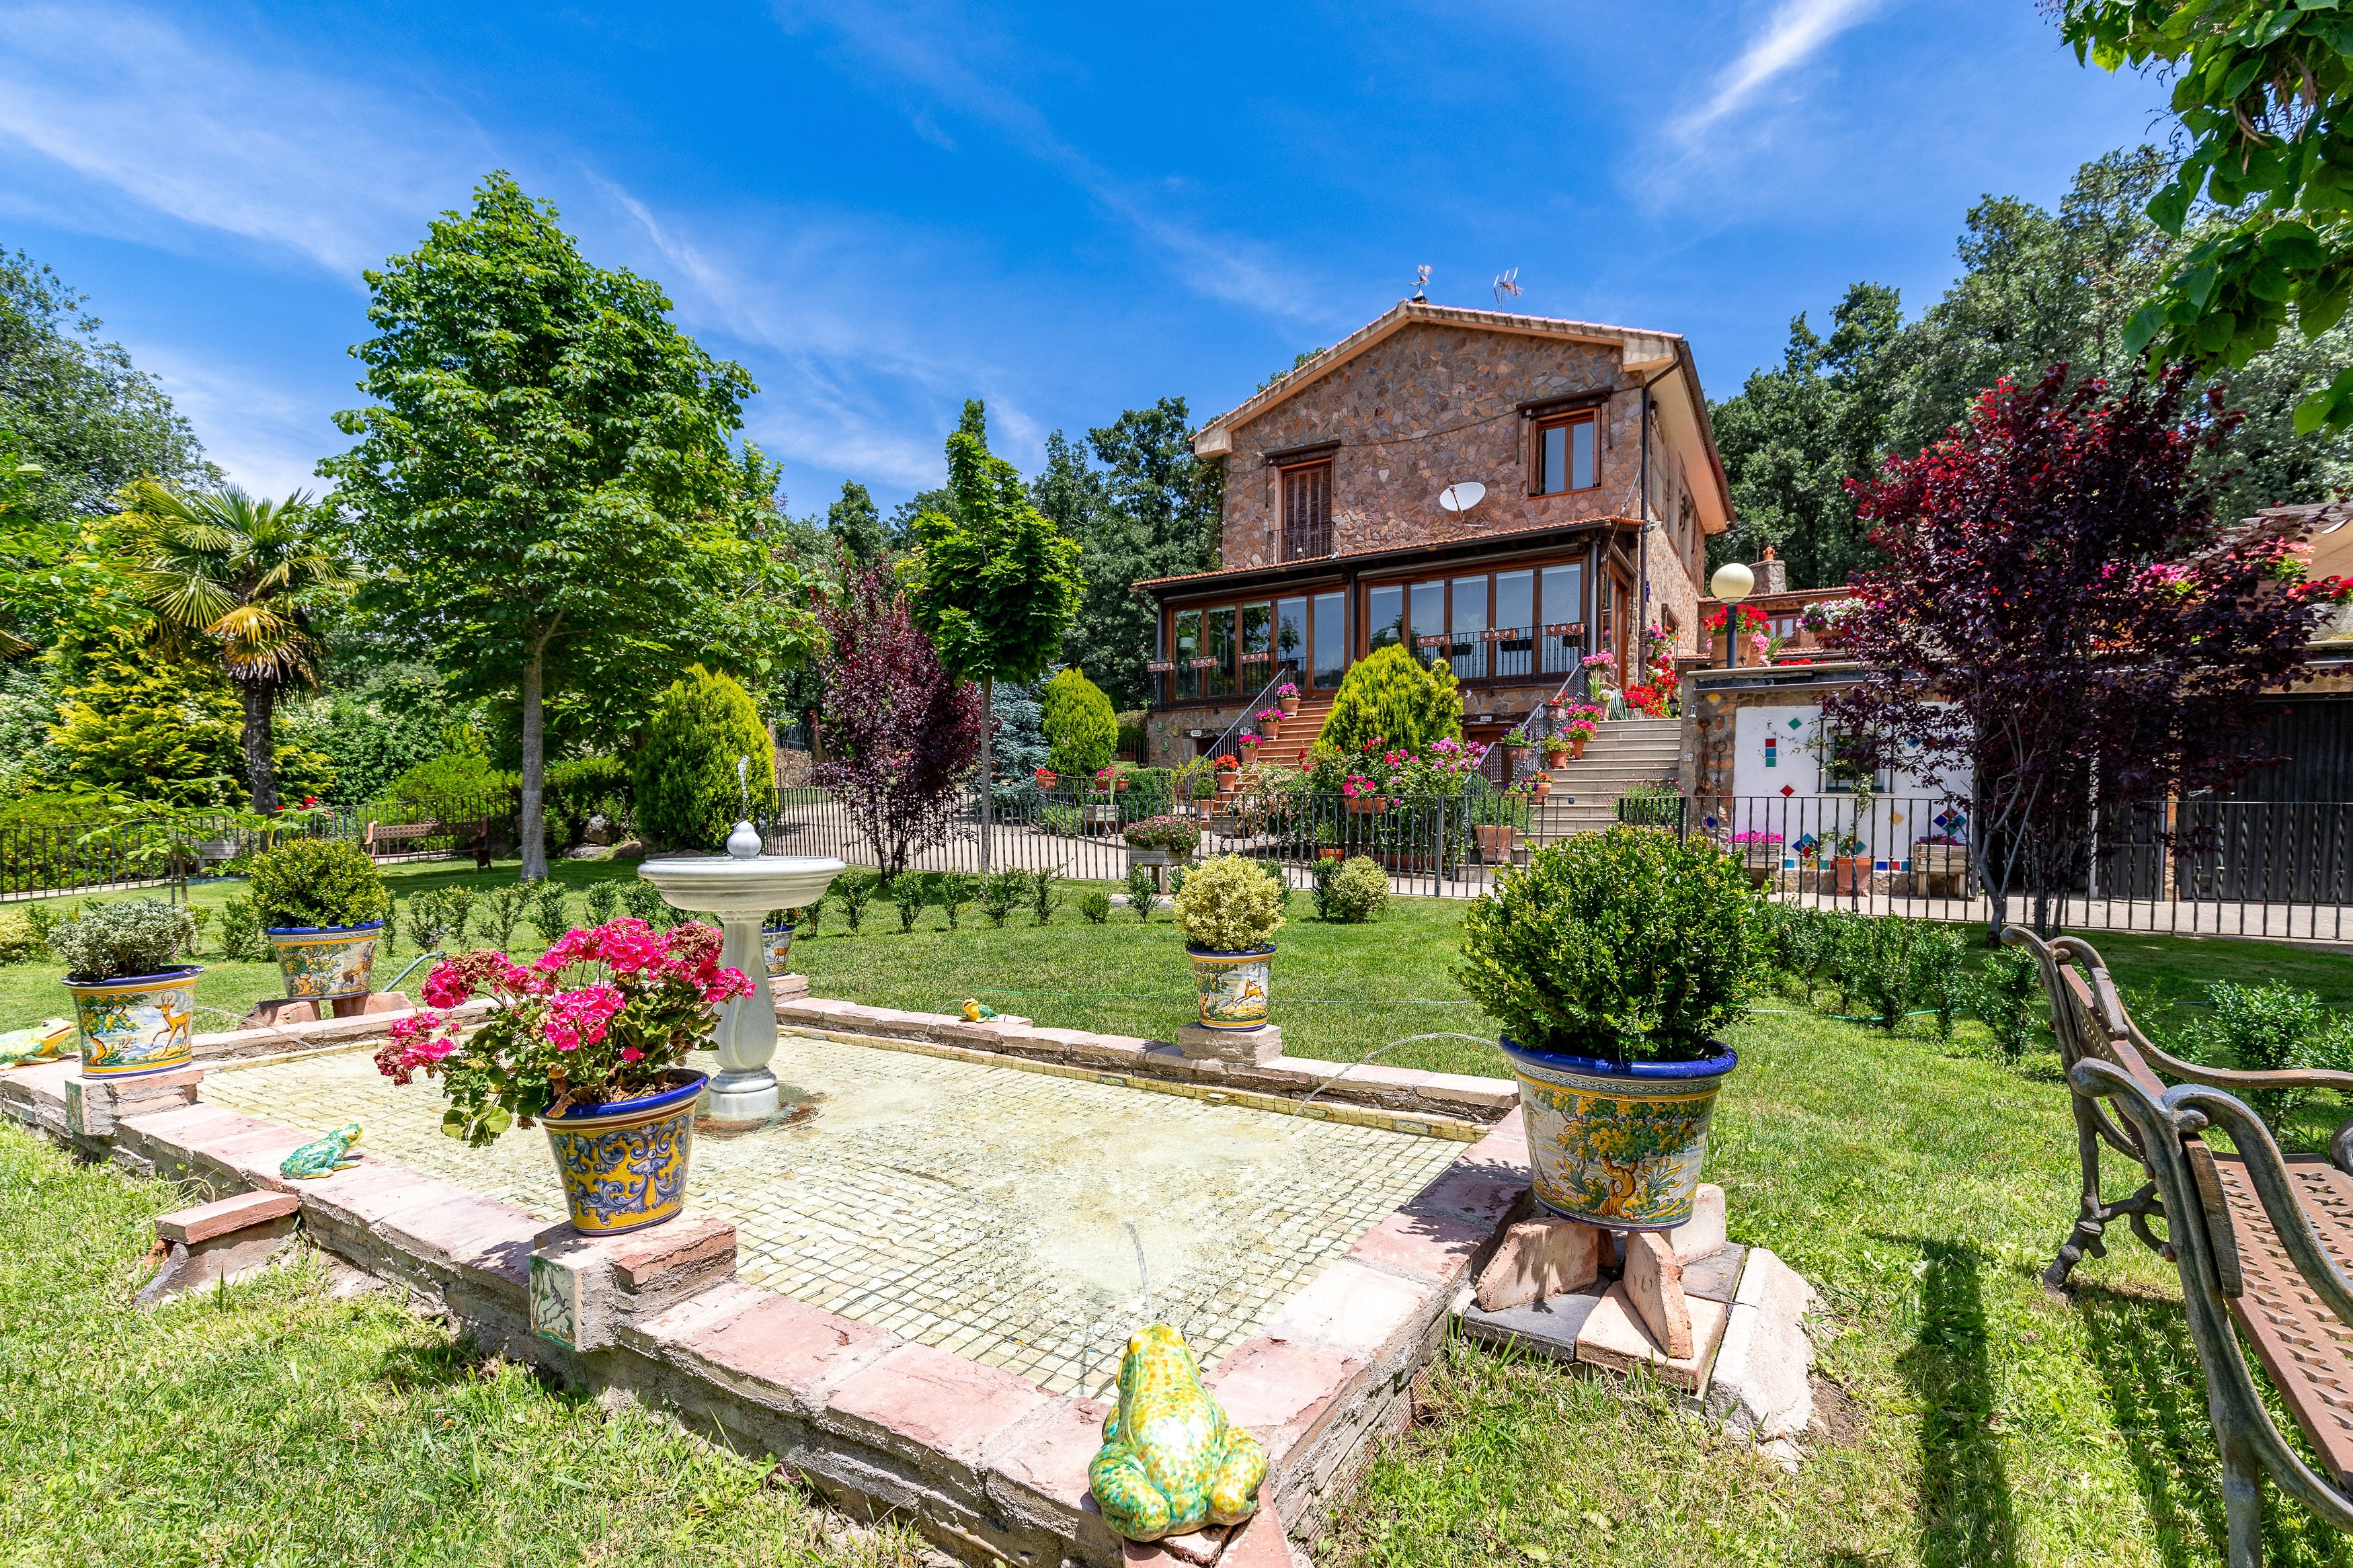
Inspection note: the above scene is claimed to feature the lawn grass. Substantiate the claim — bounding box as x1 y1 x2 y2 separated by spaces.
0 1121 920 1566
9 862 2353 1562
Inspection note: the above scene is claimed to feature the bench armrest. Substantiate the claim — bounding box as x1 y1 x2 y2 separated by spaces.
2130 1032 2353 1098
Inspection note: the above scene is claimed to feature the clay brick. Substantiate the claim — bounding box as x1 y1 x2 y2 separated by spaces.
1474 1218 1603 1312
601 1214 735 1288
1347 1204 1496 1286
1624 1232 1693 1359
117 1102 274 1165
1669 1183 1726 1262
155 1189 298 1244
378 1194 547 1284
1574 1284 1726 1391
822 1344 1055 1491
289 1165 472 1231
983 1395 1119 1558
670 1291 895 1415
1200 1336 1363 1473
1257 1259 1435 1375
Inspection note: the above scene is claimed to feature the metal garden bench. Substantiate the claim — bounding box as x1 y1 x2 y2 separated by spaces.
2013 928 2353 1565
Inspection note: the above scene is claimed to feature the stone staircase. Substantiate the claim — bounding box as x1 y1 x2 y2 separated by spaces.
1248 694 1335 768
1533 717 1683 836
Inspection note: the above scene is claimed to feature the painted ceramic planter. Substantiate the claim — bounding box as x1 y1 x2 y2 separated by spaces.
65 966 201 1079
1189 946 1273 1031
1498 1037 1738 1230
266 920 386 1001
760 923 795 978
543 1071 705 1235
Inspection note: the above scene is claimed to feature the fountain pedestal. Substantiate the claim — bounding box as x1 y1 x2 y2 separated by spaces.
638 823 844 1122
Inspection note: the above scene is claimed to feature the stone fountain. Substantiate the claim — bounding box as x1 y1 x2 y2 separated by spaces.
638 803 843 1122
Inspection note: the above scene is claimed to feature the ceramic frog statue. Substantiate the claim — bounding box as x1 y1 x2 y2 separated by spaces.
1088 1323 1266 1541
0 1019 72 1067
279 1121 363 1180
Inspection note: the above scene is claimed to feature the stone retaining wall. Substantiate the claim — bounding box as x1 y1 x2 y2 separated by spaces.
0 1001 1536 1567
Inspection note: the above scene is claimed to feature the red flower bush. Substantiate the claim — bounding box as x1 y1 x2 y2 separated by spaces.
376 917 752 1144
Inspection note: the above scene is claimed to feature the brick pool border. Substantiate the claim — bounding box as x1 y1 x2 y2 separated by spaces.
0 997 1536 1568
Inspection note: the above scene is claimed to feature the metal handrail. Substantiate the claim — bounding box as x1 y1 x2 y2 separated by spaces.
1202 661 1300 767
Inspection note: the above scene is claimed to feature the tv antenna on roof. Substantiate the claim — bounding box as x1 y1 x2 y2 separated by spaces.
1493 268 1521 306
1409 264 1431 303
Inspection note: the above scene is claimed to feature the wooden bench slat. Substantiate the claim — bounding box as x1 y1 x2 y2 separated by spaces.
2213 1153 2353 1485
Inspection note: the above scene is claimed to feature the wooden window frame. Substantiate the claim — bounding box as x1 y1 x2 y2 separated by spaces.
1279 460 1332 561
1531 411 1599 497
1358 550 1594 686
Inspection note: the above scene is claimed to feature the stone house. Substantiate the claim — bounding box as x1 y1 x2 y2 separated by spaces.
1135 300 1735 765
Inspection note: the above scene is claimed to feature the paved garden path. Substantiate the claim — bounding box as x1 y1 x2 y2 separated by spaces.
201 1034 1462 1396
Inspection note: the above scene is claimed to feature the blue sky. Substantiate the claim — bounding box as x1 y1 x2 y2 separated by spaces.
0 1 2168 514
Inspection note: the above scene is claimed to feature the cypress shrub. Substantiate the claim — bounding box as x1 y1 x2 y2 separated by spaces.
1322 645 1463 755
631 666 776 852
1040 669 1117 778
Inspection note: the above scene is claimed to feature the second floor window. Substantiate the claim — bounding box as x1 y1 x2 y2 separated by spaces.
1535 413 1597 495
1281 462 1331 559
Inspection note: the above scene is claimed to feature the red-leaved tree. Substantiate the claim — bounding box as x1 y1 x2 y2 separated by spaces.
811 559 984 880
1823 366 2349 936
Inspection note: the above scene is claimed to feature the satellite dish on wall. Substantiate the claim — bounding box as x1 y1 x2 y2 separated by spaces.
1439 481 1486 513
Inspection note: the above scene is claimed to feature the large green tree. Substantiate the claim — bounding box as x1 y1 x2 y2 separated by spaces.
900 399 1084 872
2061 1 2353 431
1029 397 1220 710
136 481 352 813
1712 147 2351 587
826 481 887 567
320 173 781 878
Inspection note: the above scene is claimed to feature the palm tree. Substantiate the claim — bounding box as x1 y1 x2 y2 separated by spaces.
136 481 352 812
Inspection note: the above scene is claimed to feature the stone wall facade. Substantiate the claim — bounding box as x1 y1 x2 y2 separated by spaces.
1215 321 1713 633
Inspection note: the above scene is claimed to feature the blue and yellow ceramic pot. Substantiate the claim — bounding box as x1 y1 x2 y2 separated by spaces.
266 921 386 1002
1189 945 1273 1031
543 1071 705 1235
1498 1038 1737 1231
64 966 201 1079
760 924 795 978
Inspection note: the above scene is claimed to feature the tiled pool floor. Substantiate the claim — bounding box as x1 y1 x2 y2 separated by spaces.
202 1033 1462 1395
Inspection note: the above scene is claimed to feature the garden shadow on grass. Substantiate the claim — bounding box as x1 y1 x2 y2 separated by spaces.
1895 1239 2018 1568
2074 1278 2353 1568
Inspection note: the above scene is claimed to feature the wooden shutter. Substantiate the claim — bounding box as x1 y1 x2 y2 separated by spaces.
1281 462 1331 560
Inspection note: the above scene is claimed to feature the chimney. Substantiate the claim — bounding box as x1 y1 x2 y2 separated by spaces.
1755 544 1788 595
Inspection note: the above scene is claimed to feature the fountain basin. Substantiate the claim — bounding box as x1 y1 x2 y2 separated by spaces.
638 850 846 1122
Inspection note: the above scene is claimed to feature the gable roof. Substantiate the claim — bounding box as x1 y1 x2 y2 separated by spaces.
1193 298 1733 529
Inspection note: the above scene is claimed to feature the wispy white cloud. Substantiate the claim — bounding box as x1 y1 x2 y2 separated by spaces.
1672 0 1882 146
768 0 1326 327
130 344 340 501
0 2 487 276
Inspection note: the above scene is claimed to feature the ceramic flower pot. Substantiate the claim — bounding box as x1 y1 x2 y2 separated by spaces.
1833 854 1871 894
1570 734 1590 761
1189 946 1273 1031
543 1071 707 1235
1531 778 1552 800
1280 696 1300 715
760 923 795 977
1475 825 1517 859
64 966 202 1079
1498 1038 1737 1230
266 920 387 1002
1545 748 1570 770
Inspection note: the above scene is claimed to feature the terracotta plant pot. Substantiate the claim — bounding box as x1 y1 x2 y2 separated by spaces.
1281 696 1300 715
1114 777 1129 792
1475 825 1516 859
1531 778 1552 800
1189 946 1273 1031
1833 854 1871 894
1570 734 1590 761
541 1071 707 1235
1345 795 1381 815
1498 1038 1738 1230
63 966 200 1079
266 921 387 1002
1545 748 1570 770
1035 770 1058 788
1318 848 1344 861
1215 770 1238 790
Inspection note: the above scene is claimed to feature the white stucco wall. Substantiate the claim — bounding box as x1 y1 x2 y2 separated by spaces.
1718 703 1972 870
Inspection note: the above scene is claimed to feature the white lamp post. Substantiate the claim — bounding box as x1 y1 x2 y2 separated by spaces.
1710 562 1755 669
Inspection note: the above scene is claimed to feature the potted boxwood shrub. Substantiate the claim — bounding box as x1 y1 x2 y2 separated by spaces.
375 919 754 1233
248 839 394 1005
1454 827 1764 1230
52 899 201 1078
1172 854 1286 1033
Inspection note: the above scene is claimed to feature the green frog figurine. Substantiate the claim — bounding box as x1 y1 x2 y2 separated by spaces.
279 1121 363 1180
1088 1323 1267 1541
